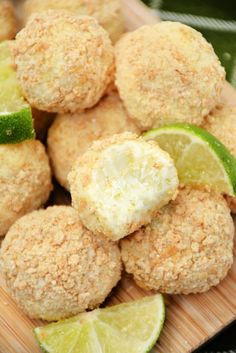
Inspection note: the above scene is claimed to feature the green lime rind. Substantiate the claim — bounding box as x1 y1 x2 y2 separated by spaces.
143 123 236 196
33 330 48 353
0 41 35 144
0 107 35 144
99 294 165 353
145 295 165 353
34 294 165 353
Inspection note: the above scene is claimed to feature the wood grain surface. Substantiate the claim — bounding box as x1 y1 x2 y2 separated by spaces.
1 1 236 352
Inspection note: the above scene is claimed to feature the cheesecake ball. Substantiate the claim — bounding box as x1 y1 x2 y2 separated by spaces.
48 94 140 190
0 1 17 41
121 187 234 294
115 22 225 130
0 140 52 236
0 206 121 321
23 0 124 43
12 11 114 113
68 133 179 240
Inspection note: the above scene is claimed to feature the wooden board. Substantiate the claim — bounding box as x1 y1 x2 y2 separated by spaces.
0 1 236 352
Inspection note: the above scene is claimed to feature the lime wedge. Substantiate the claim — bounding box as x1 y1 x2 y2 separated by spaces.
0 41 35 144
34 295 165 353
143 123 236 196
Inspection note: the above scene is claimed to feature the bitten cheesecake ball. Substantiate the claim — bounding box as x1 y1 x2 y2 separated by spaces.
68 133 179 241
23 0 124 43
0 206 121 321
0 140 52 237
0 1 17 41
12 11 114 113
202 104 236 213
115 22 225 130
121 187 234 294
48 94 140 190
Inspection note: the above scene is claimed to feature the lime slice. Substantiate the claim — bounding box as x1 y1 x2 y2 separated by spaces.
0 41 35 144
143 123 236 196
34 294 165 353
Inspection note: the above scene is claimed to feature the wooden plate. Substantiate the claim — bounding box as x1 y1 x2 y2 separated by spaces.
0 1 236 352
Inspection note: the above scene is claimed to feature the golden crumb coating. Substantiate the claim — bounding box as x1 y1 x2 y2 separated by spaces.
68 132 179 241
23 0 124 43
48 94 140 190
121 187 234 294
202 104 236 213
0 206 121 321
0 1 17 41
12 11 114 113
0 140 52 237
115 22 225 130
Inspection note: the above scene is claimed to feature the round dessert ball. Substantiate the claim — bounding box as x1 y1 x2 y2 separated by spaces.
0 206 121 321
202 104 236 213
68 132 179 241
0 1 17 41
0 140 52 237
23 0 124 43
121 187 234 294
115 21 225 130
12 11 114 113
48 94 140 190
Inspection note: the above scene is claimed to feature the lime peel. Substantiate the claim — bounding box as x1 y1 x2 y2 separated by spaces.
143 123 236 196
34 294 165 353
0 41 35 144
